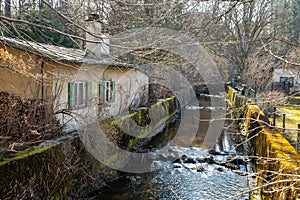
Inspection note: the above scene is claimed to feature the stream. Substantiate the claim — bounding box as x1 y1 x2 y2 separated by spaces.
88 94 253 200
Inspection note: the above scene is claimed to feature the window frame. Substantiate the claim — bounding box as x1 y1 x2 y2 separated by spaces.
74 82 87 109
99 80 116 104
280 77 294 87
68 81 92 110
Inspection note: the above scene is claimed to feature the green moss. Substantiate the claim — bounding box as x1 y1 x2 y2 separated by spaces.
0 144 58 167
127 110 177 149
0 143 69 199
106 96 177 151
92 96 178 172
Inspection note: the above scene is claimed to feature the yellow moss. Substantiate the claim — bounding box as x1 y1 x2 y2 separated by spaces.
244 105 300 199
227 87 237 105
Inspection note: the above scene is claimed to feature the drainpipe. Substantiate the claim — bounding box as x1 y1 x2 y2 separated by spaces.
41 60 44 103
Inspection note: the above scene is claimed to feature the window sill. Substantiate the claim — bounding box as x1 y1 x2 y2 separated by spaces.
98 103 111 107
71 104 88 110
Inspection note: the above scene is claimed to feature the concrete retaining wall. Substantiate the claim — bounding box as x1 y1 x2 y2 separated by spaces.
226 87 247 119
227 87 300 199
109 96 177 150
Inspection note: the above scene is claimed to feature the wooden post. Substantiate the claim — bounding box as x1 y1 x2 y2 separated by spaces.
297 124 300 152
273 107 276 127
282 113 286 133
266 102 270 118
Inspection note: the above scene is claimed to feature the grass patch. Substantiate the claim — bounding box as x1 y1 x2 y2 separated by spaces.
289 96 300 105
270 105 300 146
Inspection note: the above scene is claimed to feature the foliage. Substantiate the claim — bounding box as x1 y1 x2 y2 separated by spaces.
3 6 81 48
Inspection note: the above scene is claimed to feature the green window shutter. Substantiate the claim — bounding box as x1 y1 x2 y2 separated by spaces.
87 82 93 106
111 81 116 103
99 82 105 103
68 82 75 109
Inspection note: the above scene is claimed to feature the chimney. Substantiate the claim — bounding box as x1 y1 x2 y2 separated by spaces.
85 14 109 58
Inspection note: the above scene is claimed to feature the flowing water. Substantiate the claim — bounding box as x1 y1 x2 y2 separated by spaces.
88 94 253 200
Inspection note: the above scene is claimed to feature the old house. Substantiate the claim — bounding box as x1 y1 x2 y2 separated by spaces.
0 20 149 132
272 67 300 93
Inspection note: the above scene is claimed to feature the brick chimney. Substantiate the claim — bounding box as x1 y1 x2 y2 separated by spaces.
85 14 109 58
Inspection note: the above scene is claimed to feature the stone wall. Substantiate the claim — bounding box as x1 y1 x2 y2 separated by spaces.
227 87 300 199
0 96 178 199
0 136 116 199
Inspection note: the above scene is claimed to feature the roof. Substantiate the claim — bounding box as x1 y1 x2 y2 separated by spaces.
0 36 134 68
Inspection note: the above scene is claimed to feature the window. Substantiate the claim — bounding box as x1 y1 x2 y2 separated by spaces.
280 77 294 87
99 80 116 103
68 82 92 109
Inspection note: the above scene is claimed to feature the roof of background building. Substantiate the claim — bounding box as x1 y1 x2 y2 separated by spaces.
0 36 134 68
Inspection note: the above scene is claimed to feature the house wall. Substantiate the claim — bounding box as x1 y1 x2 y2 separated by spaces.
0 45 56 122
0 45 53 100
274 68 300 89
0 44 149 131
53 64 149 131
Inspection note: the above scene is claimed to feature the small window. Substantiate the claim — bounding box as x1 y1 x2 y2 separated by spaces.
99 80 116 103
68 82 92 109
280 77 294 87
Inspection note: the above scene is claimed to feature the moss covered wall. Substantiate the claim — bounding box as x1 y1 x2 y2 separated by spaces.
110 96 177 150
227 87 300 199
0 144 68 199
245 105 300 200
0 136 116 199
226 86 247 119
0 96 178 199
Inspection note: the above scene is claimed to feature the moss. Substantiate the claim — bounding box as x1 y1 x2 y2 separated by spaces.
0 143 70 199
106 96 177 151
127 110 177 149
244 105 300 199
226 86 237 104
0 144 58 167
226 87 247 120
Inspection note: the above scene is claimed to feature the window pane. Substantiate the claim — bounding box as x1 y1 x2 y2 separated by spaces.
105 81 110 102
74 83 78 107
79 83 83 105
